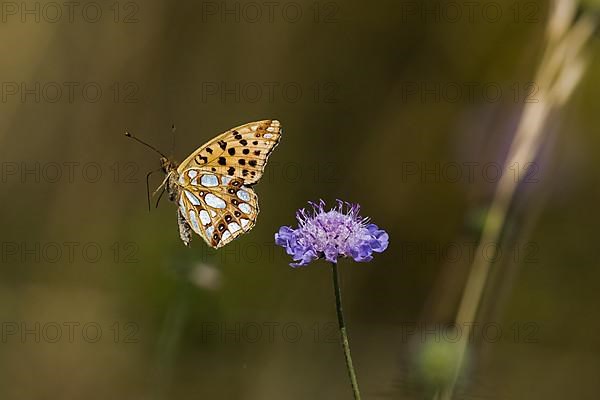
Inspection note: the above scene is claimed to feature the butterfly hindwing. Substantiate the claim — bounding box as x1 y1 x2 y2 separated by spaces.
177 170 258 248
177 120 281 185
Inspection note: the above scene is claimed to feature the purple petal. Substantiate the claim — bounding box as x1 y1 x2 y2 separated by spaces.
324 245 339 263
275 226 295 245
275 200 389 267
291 248 318 267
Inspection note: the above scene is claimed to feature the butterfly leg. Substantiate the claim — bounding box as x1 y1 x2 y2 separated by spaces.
177 209 192 246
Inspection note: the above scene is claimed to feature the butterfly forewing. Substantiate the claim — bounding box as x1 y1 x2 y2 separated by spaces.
177 120 281 185
174 120 280 248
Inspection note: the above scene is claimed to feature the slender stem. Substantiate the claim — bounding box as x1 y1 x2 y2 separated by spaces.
331 262 362 400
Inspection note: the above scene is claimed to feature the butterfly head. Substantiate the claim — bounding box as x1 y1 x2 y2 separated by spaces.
160 157 178 174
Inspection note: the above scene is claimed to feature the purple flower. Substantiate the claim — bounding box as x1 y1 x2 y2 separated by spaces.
275 200 389 267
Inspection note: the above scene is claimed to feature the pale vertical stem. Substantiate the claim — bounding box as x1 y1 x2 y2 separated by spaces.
438 2 595 399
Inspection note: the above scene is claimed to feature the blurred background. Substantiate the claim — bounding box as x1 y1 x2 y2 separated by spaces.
1 0 599 399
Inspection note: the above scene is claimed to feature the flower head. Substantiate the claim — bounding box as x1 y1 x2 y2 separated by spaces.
275 200 389 267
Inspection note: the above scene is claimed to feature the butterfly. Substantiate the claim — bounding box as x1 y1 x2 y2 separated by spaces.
125 120 282 248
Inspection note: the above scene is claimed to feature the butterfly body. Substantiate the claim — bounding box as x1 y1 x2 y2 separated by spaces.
150 120 282 249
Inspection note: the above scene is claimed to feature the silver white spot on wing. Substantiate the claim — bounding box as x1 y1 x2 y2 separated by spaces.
210 210 217 217
184 190 201 206
206 226 214 238
228 222 241 234
200 174 219 187
240 218 250 228
236 190 250 202
188 170 198 178
205 193 226 209
239 203 252 214
188 210 201 233
221 230 232 242
178 174 186 185
221 176 232 185
264 133 273 139
199 210 211 226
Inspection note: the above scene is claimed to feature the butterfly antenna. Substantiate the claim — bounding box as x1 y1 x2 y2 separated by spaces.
170 124 176 157
124 130 168 159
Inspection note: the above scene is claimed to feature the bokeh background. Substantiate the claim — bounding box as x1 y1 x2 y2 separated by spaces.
1 0 599 399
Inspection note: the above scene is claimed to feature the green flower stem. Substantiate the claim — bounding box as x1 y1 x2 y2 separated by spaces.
331 262 362 400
